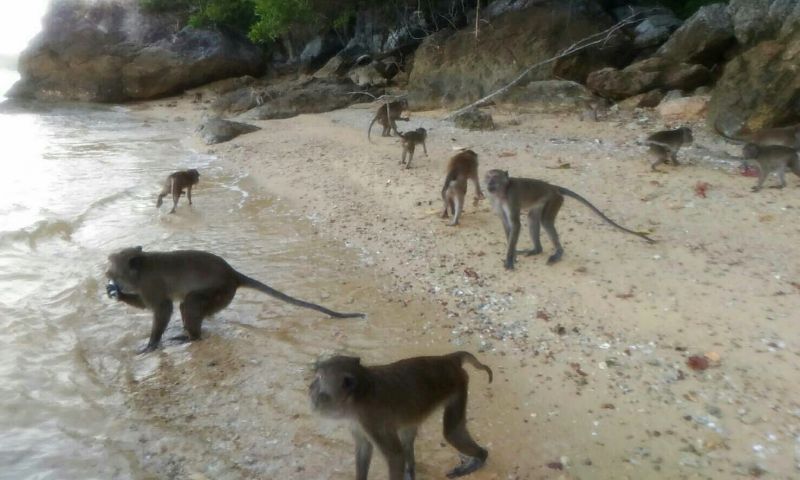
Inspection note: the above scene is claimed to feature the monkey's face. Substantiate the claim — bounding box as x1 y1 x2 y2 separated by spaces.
309 356 362 418
187 169 200 183
485 169 510 195
742 143 759 159
106 246 144 293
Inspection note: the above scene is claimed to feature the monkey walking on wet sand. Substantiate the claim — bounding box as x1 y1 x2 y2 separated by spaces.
441 149 484 226
740 143 800 191
310 351 492 480
645 127 693 171
156 169 200 213
484 170 655 269
105 247 365 353
368 99 410 141
399 128 427 168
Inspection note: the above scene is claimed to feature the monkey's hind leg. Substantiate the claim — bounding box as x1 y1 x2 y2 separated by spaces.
405 146 416 169
448 192 463 226
752 167 767 192
769 166 787 189
649 145 667 172
173 285 236 343
542 195 564 265
442 387 488 478
518 207 543 256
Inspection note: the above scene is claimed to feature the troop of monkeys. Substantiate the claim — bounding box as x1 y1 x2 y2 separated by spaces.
101 99 800 480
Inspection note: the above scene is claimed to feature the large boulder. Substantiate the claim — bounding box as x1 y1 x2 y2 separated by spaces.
727 0 800 47
408 1 626 109
708 31 800 132
244 79 379 120
633 14 683 49
8 0 264 102
587 57 711 100
198 119 260 145
452 108 494 131
657 4 735 66
499 80 597 112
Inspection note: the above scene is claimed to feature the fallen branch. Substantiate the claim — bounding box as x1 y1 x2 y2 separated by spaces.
444 11 651 120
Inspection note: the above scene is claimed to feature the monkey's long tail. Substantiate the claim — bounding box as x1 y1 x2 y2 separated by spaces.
558 187 655 244
236 273 365 319
367 115 378 143
453 351 493 383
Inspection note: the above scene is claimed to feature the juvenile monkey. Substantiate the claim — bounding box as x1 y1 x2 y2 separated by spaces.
399 128 427 168
105 247 364 353
645 127 693 171
485 169 654 269
441 149 484 226
741 143 800 191
309 351 492 480
368 99 410 141
715 120 800 149
156 169 200 213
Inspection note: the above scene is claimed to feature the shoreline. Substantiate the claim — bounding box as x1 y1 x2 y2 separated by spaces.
131 92 800 478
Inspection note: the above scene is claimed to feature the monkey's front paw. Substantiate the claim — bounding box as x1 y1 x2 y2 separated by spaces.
106 281 120 299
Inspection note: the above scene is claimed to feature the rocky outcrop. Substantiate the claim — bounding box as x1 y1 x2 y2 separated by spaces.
407 1 626 109
242 79 380 121
727 0 800 47
452 108 494 131
499 80 596 112
587 58 711 100
198 119 260 145
8 0 264 102
657 4 735 66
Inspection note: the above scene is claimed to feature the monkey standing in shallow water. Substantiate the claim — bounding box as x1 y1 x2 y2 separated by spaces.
441 149 484 226
741 143 800 191
156 169 200 213
645 127 693 171
399 128 427 168
485 169 654 269
367 99 409 141
105 247 364 353
309 351 492 480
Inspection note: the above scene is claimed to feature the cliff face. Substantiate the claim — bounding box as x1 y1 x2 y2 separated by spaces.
9 0 264 102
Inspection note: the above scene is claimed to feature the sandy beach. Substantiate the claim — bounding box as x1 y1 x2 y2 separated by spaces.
129 92 800 479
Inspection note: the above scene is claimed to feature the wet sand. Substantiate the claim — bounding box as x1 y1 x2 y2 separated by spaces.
130 93 800 479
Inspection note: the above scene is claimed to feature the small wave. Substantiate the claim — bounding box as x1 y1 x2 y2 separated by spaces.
0 218 76 247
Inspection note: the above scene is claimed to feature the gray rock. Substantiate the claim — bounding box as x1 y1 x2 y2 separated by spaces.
198 119 260 145
299 33 343 70
727 0 790 45
587 58 711 100
245 79 379 121
453 108 495 131
634 14 683 49
9 1 264 102
500 80 596 112
348 63 389 87
657 4 735 65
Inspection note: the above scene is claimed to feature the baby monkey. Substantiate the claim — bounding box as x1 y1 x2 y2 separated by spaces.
441 149 484 226
156 168 200 213
485 169 654 269
741 143 800 191
368 99 410 141
310 351 492 480
645 127 693 171
399 128 428 169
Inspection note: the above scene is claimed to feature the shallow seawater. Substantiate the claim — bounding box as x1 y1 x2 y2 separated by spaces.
0 70 464 480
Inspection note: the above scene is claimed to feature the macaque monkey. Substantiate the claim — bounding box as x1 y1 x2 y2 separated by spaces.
368 99 410 141
105 247 365 353
716 120 800 149
309 351 492 480
399 128 428 168
645 127 693 171
741 143 800 191
156 169 200 213
441 149 484 226
484 169 654 269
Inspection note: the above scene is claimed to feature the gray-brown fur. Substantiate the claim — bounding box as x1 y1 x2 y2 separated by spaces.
485 169 654 270
645 127 693 171
368 99 409 141
441 150 484 226
399 128 427 169
309 351 492 480
741 143 800 191
105 247 364 353
156 169 200 213
716 121 800 149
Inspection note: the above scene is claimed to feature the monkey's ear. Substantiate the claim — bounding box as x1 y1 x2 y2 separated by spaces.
342 374 357 393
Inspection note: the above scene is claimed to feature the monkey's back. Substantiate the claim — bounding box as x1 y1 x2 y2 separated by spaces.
142 250 238 298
